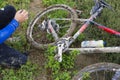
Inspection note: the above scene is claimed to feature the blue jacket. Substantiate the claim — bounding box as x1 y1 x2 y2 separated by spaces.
0 19 19 44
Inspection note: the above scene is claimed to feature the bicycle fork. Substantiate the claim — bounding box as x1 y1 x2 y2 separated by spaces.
55 37 71 62
54 43 64 62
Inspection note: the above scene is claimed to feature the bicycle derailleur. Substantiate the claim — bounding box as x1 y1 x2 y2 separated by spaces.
38 19 60 34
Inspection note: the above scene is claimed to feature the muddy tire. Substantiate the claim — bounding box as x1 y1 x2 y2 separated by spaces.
72 62 120 80
27 4 78 49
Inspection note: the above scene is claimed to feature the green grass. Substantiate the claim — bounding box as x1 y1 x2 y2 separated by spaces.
42 0 76 7
45 46 79 80
1 61 39 80
73 0 120 63
1 0 120 79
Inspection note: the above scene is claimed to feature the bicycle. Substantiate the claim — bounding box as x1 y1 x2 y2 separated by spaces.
27 0 120 61
27 0 120 79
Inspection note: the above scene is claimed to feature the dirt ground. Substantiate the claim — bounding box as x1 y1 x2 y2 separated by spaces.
29 0 45 66
29 0 44 13
28 0 47 80
28 0 101 80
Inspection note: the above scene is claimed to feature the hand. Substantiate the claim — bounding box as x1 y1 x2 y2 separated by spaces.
14 9 28 23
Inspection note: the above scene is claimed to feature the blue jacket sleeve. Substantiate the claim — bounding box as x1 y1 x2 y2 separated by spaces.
0 19 19 44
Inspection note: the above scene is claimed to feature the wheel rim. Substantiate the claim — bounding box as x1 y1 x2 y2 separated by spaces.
27 4 78 49
72 63 120 80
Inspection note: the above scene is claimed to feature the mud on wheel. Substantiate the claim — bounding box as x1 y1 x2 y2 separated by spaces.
72 62 120 80
27 4 78 49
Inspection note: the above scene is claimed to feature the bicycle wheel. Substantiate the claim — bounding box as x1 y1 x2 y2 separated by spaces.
27 4 78 49
72 62 120 80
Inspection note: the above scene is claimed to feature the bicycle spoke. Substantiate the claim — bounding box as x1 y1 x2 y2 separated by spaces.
72 63 120 80
95 71 99 80
52 18 88 22
27 4 77 49
103 70 106 80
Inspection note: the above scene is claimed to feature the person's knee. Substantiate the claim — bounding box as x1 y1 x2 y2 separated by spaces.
13 54 28 68
19 54 28 65
6 54 28 68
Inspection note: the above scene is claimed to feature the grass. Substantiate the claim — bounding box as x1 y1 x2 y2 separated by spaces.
0 0 120 80
72 0 120 63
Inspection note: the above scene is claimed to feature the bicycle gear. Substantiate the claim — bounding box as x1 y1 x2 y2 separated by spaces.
38 20 48 31
38 19 59 34
47 20 59 34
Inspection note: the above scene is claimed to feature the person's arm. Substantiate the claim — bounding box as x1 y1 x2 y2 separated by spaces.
0 9 28 44
0 19 19 44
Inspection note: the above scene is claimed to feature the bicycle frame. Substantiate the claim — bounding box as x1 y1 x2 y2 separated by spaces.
72 8 120 44
53 0 120 62
73 7 104 42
